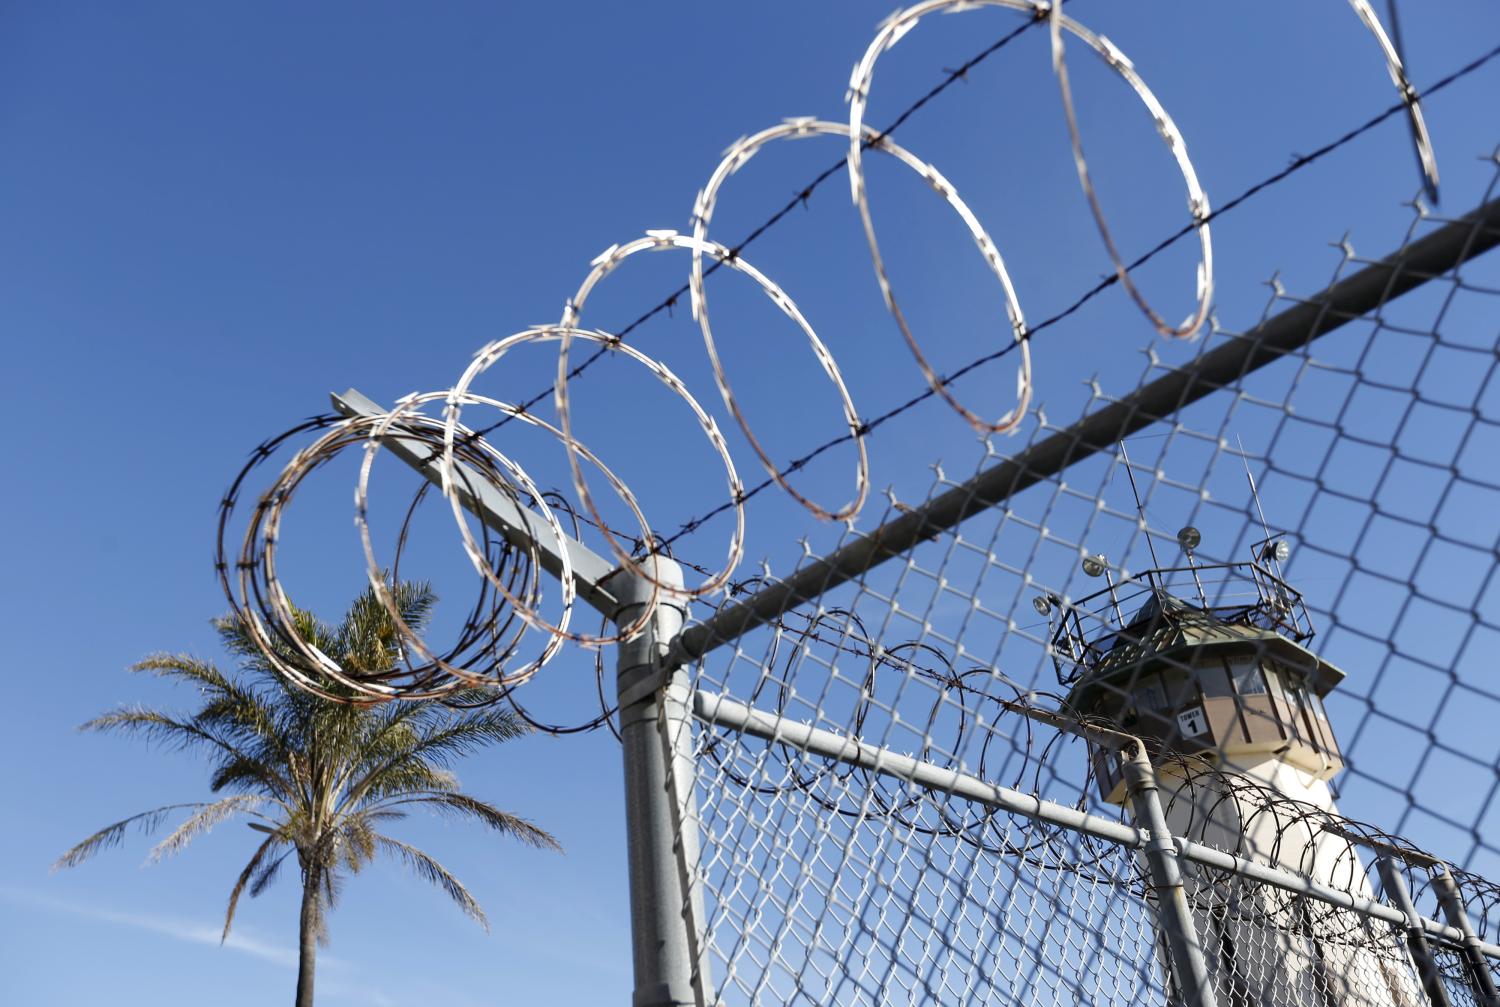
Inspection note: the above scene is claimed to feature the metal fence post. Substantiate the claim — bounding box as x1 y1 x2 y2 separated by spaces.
1121 744 1220 1007
612 558 710 1007
1433 868 1500 1007
1378 856 1454 1007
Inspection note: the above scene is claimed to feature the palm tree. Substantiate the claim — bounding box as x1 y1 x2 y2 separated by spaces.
55 582 560 1007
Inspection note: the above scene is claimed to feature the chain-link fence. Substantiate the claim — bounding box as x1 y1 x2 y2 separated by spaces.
639 157 1500 1006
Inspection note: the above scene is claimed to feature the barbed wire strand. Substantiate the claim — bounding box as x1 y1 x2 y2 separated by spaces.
454 13 1047 449
655 38 1500 551
444 37 1500 586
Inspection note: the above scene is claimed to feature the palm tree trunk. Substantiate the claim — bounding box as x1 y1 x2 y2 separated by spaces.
295 866 319 1007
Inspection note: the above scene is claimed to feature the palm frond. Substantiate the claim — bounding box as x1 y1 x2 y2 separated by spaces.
207 756 290 798
215 608 342 697
193 688 290 755
374 835 488 931
86 707 296 804
345 761 459 808
389 579 438 631
343 703 426 777
82 707 253 763
375 791 561 851
214 613 273 661
149 795 266 863
337 815 378 874
338 580 436 675
317 865 341 945
131 653 234 694
404 708 532 767
222 834 280 941
249 848 291 898
341 581 437 650
276 806 320 853
53 804 207 871
338 707 530 811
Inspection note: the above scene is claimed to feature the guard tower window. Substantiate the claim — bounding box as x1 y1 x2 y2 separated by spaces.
1227 656 1267 696
1262 662 1290 702
1198 662 1234 699
1142 682 1167 710
1282 674 1319 744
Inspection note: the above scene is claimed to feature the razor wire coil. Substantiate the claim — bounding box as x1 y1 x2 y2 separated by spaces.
217 0 1453 708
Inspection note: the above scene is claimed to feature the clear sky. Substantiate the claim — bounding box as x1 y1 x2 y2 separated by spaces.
5 2 1500 1005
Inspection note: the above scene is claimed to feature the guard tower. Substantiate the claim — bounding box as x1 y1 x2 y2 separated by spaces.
1050 531 1426 1007
1054 532 1340 805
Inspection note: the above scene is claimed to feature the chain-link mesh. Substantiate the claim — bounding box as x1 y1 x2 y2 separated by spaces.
1435 948 1486 1007
664 152 1500 1005
692 707 1167 1005
1185 881 1421 1007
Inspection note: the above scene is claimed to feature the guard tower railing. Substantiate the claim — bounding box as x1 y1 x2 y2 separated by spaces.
1049 552 1315 687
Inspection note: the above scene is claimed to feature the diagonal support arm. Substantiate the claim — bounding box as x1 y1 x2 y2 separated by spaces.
331 388 623 617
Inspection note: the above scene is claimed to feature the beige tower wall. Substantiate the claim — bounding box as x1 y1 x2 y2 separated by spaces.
1152 756 1428 1007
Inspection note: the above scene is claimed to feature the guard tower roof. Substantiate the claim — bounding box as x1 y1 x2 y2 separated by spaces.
1063 592 1346 713
1049 542 1336 695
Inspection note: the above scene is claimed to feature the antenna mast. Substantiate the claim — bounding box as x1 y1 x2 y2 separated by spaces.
1118 440 1163 572
1238 436 1273 536
1237 436 1288 577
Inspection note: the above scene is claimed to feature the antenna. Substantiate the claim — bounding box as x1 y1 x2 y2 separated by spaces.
1238 436 1274 542
1118 440 1163 571
1237 435 1290 577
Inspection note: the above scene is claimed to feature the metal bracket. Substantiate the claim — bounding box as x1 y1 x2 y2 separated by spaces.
618 663 668 710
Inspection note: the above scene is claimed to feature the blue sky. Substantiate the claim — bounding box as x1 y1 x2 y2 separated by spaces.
5 2 1500 1004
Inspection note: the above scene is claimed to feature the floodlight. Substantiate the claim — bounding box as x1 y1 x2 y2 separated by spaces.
1081 554 1108 578
1261 539 1290 563
1177 526 1201 552
1032 595 1053 616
